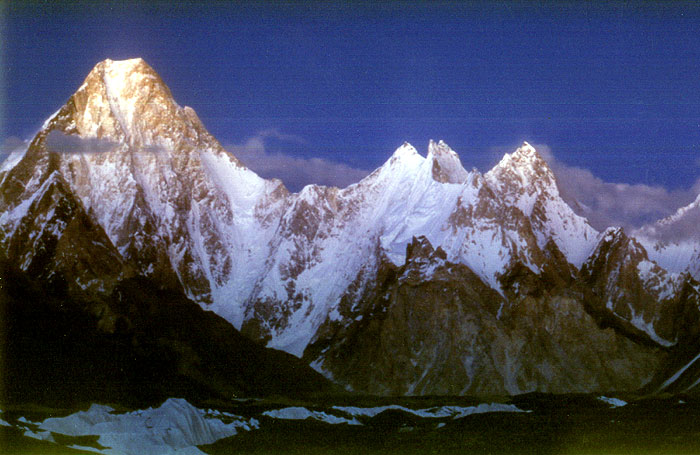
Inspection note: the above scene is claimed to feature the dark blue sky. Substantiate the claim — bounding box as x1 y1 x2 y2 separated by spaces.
4 1 700 192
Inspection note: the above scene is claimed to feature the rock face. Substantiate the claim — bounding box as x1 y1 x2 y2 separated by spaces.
580 227 689 347
2 57 700 397
305 236 662 395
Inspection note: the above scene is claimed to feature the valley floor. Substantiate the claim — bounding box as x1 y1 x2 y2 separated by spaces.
2 394 700 455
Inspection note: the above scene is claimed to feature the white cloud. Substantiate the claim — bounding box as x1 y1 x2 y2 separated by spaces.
45 130 120 154
44 130 171 155
0 136 29 172
228 130 370 192
639 203 700 242
0 136 26 158
532 143 700 232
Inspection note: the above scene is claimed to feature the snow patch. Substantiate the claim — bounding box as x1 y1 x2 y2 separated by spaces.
38 398 258 455
636 259 679 301
23 429 56 443
0 142 28 175
659 352 700 391
262 407 361 425
597 396 627 408
333 403 526 419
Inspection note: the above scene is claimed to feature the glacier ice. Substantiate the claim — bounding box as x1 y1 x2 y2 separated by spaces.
37 398 258 455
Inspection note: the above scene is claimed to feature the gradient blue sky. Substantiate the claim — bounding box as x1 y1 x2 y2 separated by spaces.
3 1 700 226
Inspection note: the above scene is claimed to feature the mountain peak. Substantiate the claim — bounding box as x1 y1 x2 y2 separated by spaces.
520 140 534 152
84 57 166 100
97 58 157 89
392 142 418 159
100 57 149 71
484 142 598 267
634 190 700 246
486 142 556 192
510 141 542 164
60 58 191 146
601 226 625 243
378 142 423 175
427 139 450 155
427 140 468 184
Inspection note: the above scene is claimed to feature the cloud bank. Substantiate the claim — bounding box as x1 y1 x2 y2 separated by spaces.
228 129 370 192
534 144 700 232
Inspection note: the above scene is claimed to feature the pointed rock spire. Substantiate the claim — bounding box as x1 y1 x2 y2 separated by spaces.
427 140 468 184
372 142 424 177
485 142 558 200
483 142 598 267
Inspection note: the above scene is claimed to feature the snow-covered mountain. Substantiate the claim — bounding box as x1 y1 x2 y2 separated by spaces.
3 57 700 396
243 139 603 356
634 193 700 279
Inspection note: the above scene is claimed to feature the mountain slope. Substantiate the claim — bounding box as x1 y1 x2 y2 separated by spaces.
0 169 125 298
580 228 687 347
0 253 335 408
